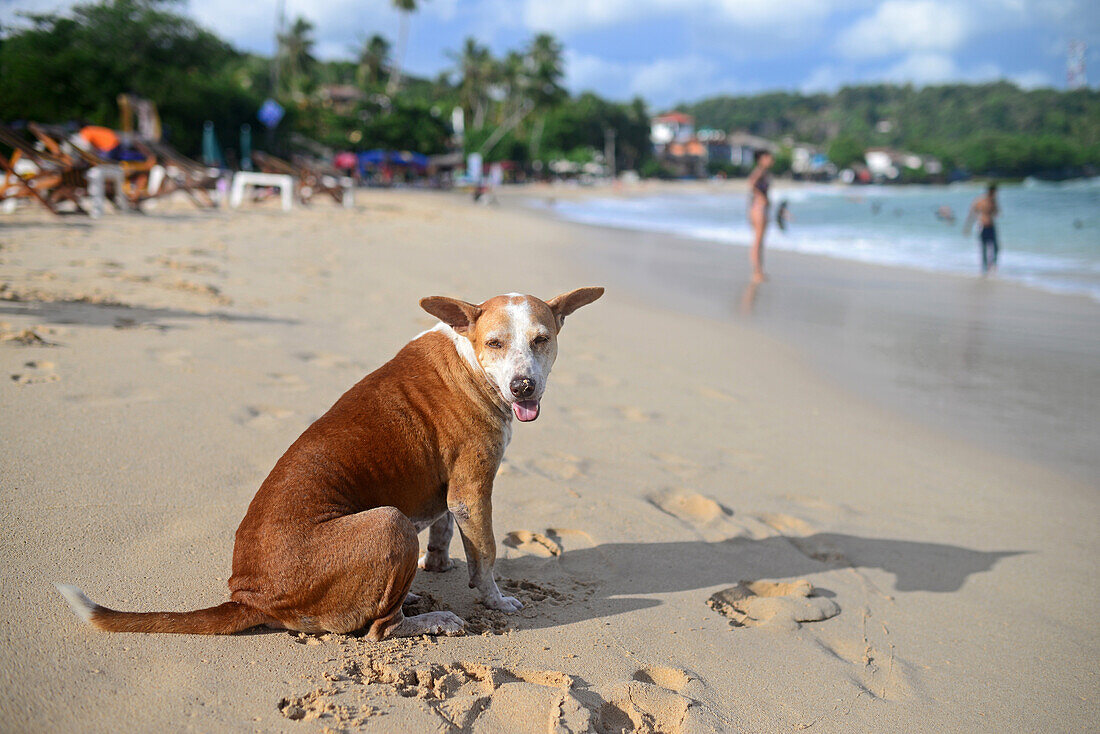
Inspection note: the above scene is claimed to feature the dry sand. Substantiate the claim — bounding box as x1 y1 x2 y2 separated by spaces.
0 189 1096 732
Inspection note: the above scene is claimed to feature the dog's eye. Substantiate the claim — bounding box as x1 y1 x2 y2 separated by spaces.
532 335 549 346
485 339 503 349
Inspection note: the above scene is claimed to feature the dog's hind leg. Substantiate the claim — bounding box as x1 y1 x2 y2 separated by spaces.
417 512 455 572
259 506 462 638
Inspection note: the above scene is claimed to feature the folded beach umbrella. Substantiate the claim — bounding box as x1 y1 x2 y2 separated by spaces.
201 121 224 168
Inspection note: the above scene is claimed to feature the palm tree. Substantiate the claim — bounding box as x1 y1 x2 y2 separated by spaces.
385 0 424 96
278 16 317 99
450 37 494 130
356 34 391 88
495 50 527 123
525 33 565 161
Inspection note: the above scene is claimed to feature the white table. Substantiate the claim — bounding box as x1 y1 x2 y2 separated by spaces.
229 171 294 211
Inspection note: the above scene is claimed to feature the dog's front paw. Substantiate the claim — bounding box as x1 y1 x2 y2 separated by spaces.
483 594 523 613
418 552 454 572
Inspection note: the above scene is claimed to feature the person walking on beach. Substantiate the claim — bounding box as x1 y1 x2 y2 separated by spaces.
964 184 1000 273
747 150 774 283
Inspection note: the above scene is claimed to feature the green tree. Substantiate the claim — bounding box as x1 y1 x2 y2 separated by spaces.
385 0 424 96
0 0 259 156
277 16 316 99
827 135 864 168
356 34 391 88
450 37 494 130
524 33 566 160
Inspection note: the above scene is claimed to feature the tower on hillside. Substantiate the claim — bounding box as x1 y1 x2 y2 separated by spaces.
1067 40 1087 89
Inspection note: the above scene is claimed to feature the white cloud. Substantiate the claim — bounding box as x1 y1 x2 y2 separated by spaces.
631 55 718 102
801 65 847 93
882 52 960 84
836 1 970 59
525 0 854 35
1011 69 1053 89
524 0 639 34
565 50 724 105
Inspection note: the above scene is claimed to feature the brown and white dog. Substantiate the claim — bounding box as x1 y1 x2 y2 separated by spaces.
56 288 603 640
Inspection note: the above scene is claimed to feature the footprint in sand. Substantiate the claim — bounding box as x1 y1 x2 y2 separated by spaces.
707 579 840 631
65 387 159 406
1 326 60 346
149 348 192 365
597 678 720 734
650 451 703 480
613 405 660 423
239 405 297 430
503 530 563 558
10 359 59 385
523 452 590 482
296 351 359 370
646 489 769 541
496 527 606 608
308 658 721 734
262 372 308 391
647 488 732 525
233 335 278 349
695 385 741 403
758 512 815 536
631 666 700 696
554 370 623 389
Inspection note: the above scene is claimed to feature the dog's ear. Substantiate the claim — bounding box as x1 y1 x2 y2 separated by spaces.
545 287 604 329
420 296 482 333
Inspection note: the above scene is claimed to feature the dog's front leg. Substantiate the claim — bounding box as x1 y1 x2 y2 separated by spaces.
448 490 522 613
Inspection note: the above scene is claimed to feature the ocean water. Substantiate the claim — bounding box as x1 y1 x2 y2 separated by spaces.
543 178 1100 300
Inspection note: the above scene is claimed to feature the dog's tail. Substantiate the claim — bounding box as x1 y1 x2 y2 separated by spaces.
54 584 268 634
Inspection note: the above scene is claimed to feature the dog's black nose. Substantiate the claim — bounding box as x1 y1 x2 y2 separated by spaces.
510 376 536 399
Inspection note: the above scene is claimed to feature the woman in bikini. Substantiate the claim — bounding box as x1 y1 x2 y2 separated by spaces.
746 150 774 283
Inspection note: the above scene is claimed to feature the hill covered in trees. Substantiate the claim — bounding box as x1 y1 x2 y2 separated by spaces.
0 0 650 173
2 0 1096 178
683 84 1100 177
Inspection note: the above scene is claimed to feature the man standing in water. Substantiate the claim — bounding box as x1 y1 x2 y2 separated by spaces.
747 150 774 283
964 184 1000 273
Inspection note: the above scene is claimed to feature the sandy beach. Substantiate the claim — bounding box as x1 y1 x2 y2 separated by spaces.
1 189 1097 732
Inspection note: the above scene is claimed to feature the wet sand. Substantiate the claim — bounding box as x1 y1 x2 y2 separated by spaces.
1 190 1096 732
529 208 1100 484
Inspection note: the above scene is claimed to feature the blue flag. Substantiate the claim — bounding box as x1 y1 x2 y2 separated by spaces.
258 98 285 130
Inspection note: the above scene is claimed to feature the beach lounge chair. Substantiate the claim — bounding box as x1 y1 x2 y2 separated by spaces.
252 151 353 207
28 123 161 209
0 125 125 217
141 139 223 208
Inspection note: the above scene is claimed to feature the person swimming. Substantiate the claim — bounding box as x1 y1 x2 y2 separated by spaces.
776 200 791 231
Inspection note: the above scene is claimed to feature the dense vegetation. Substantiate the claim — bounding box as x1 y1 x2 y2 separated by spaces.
685 84 1100 177
0 0 651 172
2 0 1096 178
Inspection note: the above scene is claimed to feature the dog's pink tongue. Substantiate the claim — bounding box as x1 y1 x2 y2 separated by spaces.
512 400 540 422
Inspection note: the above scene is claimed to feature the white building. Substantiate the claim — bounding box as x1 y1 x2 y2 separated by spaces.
650 112 695 150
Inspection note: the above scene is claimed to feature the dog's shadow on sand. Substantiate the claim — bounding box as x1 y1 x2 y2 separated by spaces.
419 532 1024 631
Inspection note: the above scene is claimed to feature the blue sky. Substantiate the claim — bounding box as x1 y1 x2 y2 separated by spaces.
4 0 1098 107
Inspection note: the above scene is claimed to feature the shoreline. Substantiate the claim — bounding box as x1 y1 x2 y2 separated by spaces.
500 179 1100 303
502 187 1100 484
1 192 1096 732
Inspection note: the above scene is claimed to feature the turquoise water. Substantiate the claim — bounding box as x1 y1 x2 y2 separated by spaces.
546 178 1100 300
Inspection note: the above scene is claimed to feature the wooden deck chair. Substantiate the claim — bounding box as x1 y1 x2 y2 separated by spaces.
0 125 96 215
253 150 350 206
28 123 158 208
142 139 221 208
